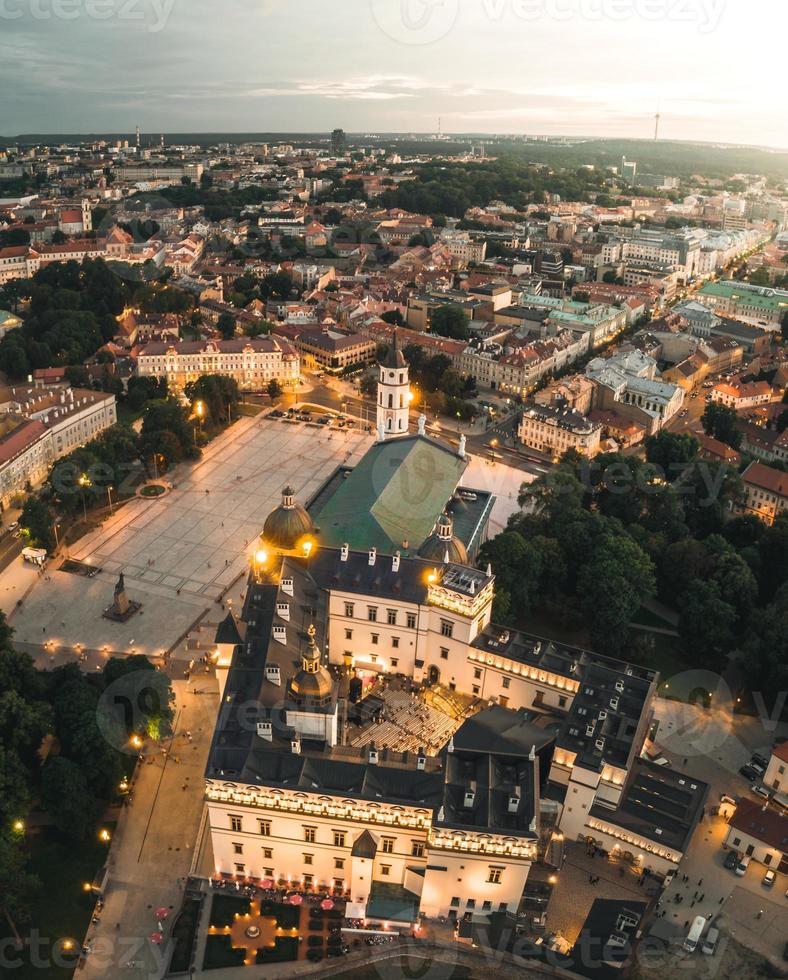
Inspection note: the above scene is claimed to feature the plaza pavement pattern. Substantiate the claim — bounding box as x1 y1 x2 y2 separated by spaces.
6 416 530 662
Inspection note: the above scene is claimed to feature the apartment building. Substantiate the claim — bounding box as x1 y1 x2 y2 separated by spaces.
740 461 788 526
0 387 117 507
518 402 602 458
136 336 300 391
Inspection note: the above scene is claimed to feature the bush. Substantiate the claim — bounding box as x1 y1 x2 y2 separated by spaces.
209 894 250 928
307 935 324 947
307 949 323 962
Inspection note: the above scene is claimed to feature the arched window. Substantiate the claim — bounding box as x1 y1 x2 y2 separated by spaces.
387 418 392 431
399 419 404 430
388 394 393 408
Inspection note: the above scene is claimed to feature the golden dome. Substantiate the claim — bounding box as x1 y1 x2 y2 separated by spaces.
418 513 468 564
288 625 334 706
262 485 314 551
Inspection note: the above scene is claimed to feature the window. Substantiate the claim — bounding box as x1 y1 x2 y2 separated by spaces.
304 873 314 888
558 696 567 708
304 854 313 865
230 816 242 832
387 609 397 625
440 620 454 638
407 613 416 630
335 858 345 870
263 848 273 860
367 606 378 622
381 865 391 876
382 838 395 854
450 897 460 907
487 868 502 884
263 867 274 877
345 629 353 640
392 637 400 649
333 879 344 891
233 843 243 855
345 603 354 618
440 648 449 660
333 831 346 847
472 686 480 696
499 903 508 912
474 668 482 680
304 827 316 843
235 864 245 874
732 837 741 847
411 841 424 858
259 820 271 836
466 899 475 909
502 677 510 689
482 901 492 911
371 634 379 645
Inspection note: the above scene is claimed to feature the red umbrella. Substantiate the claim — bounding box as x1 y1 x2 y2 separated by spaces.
261 878 274 889
320 899 334 910
149 932 163 945
155 908 169 921
288 894 303 905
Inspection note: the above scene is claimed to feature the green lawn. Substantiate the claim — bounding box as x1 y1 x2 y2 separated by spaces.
255 935 300 964
0 825 113 979
117 403 144 427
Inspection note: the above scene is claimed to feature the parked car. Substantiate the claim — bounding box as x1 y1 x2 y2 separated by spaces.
751 753 769 769
752 784 770 800
739 764 759 781
720 794 737 806
683 915 707 953
763 869 776 888
724 850 739 870
735 856 750 876
749 760 766 776
701 926 720 956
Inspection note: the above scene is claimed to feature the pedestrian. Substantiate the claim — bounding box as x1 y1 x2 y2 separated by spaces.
718 897 724 904
684 920 689 929
699 893 704 902
756 909 763 920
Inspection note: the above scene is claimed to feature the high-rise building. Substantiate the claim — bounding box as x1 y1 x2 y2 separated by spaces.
331 128 346 155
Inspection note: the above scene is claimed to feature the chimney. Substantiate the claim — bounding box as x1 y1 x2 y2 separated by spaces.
392 551 400 572
368 742 378 765
508 786 521 814
417 748 426 771
340 543 349 562
529 744 536 761
291 735 301 755
368 547 376 566
257 720 273 742
463 780 477 808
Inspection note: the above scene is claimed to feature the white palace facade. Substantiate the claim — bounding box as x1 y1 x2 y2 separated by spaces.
201 339 708 928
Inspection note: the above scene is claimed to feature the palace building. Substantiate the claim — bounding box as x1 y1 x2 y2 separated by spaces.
202 338 707 929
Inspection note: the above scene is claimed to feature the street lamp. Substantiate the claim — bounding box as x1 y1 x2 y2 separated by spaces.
78 473 91 523
194 401 205 445
107 486 114 515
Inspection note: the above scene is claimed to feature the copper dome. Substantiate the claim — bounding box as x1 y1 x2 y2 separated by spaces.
262 485 314 550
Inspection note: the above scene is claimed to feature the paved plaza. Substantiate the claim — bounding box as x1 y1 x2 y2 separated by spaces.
3 416 529 663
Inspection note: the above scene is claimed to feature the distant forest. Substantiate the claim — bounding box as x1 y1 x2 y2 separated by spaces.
1 135 787 182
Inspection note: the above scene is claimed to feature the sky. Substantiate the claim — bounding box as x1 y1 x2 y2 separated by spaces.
1 0 786 148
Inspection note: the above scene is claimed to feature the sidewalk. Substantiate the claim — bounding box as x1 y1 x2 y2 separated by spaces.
79 676 219 979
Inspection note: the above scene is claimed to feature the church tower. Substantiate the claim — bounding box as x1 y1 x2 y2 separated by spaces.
376 330 410 439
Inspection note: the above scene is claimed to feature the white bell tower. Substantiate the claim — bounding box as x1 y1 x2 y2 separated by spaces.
377 331 410 438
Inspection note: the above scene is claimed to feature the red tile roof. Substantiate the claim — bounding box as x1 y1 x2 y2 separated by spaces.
729 797 788 850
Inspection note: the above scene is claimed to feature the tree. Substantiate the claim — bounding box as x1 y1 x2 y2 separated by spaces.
740 583 788 694
41 757 98 840
645 430 699 475
381 309 404 326
701 402 741 449
478 531 543 621
678 580 737 669
258 271 293 300
102 656 175 741
217 312 236 339
19 496 55 552
267 379 283 400
0 833 40 930
184 375 241 427
430 304 470 340
577 535 656 655
140 399 196 470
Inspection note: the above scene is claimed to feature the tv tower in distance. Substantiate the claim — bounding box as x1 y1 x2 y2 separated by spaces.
654 105 661 141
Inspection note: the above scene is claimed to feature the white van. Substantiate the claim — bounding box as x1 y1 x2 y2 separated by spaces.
701 926 720 955
683 915 706 953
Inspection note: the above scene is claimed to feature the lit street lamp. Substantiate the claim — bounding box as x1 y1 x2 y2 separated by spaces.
107 486 114 515
78 473 91 523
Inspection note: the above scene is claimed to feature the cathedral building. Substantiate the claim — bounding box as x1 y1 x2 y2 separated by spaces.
202 340 708 929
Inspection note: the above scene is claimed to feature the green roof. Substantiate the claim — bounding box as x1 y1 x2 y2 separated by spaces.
310 435 467 555
699 282 787 311
366 881 421 923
